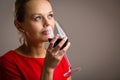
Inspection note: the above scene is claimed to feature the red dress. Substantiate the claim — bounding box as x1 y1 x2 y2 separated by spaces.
0 50 71 80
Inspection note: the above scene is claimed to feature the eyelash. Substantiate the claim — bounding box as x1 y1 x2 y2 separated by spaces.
34 16 42 21
33 14 54 21
48 14 54 18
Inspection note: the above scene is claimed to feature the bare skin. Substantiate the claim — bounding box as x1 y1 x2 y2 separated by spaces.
14 0 72 80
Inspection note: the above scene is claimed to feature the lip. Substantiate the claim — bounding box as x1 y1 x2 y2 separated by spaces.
42 30 50 35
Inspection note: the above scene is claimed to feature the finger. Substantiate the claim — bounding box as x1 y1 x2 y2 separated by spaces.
56 42 71 57
50 34 59 43
54 41 70 61
48 34 59 49
53 36 68 53
62 42 71 52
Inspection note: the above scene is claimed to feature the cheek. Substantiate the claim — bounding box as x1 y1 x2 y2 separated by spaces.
26 23 43 34
25 25 43 40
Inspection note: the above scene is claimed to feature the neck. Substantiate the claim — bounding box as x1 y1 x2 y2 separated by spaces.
18 41 46 58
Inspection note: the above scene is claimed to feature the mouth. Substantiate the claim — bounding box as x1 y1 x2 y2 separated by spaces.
42 29 50 35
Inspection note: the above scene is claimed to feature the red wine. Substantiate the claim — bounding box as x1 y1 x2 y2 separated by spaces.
48 38 68 50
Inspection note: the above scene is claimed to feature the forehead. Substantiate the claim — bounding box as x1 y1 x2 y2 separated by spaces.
25 0 53 15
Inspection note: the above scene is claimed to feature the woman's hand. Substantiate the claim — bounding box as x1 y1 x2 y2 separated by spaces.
44 35 71 70
40 35 71 80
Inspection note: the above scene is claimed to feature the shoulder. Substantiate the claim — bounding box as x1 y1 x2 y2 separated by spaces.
0 51 23 80
0 50 16 71
0 50 16 61
0 50 22 72
0 50 17 68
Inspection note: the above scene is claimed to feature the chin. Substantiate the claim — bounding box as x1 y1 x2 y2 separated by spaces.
42 38 49 42
44 39 49 42
39 36 49 42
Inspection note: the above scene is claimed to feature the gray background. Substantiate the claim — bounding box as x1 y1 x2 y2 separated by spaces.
0 0 120 80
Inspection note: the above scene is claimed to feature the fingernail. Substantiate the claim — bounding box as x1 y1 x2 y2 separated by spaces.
65 36 68 39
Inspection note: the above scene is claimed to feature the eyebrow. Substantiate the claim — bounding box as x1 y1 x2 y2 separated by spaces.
32 11 53 16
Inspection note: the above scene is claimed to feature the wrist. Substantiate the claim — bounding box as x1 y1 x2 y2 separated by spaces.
43 66 54 73
40 67 55 80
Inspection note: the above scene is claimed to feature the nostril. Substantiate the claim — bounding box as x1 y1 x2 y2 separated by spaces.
43 23 50 27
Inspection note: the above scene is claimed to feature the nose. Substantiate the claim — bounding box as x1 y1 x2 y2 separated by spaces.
43 18 50 27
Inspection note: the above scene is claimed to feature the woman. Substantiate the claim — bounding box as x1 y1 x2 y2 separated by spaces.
0 0 72 80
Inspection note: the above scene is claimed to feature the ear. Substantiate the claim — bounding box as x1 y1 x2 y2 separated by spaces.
14 20 25 33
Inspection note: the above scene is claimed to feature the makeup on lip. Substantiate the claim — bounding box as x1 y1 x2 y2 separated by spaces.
42 29 50 35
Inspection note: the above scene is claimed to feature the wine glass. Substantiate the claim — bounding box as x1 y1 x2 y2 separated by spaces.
48 20 81 77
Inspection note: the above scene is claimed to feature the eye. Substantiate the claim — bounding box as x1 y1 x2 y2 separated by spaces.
34 16 42 21
48 14 54 19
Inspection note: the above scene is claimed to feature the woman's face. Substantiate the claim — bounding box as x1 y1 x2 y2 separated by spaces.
21 0 54 43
